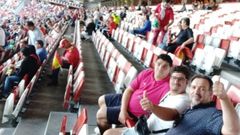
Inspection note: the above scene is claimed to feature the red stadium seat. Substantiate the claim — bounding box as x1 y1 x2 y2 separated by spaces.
59 115 67 135
72 108 88 135
73 72 84 103
125 118 136 128
220 39 230 53
192 34 205 54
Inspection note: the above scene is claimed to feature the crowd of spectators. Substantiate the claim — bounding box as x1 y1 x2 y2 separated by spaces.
0 0 81 99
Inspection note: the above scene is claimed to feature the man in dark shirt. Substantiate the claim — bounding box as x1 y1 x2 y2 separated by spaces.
161 17 194 53
165 75 240 135
81 19 95 40
1 47 39 99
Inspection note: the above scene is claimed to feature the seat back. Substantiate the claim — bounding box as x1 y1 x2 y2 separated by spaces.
2 93 14 123
60 115 67 135
72 108 88 135
213 48 226 68
211 37 221 48
12 87 29 118
228 41 240 59
123 66 138 87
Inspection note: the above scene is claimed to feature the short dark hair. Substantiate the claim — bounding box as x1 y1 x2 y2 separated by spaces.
27 45 36 54
171 66 190 80
190 75 213 91
21 47 30 57
182 17 190 26
162 0 172 3
26 21 34 27
36 40 44 47
157 54 173 67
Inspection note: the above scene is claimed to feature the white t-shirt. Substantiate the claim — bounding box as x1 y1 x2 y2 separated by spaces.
235 103 240 119
28 27 45 46
0 27 6 46
122 92 190 135
147 92 190 135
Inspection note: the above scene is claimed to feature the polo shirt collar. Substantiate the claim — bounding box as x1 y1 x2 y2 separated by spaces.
191 102 216 110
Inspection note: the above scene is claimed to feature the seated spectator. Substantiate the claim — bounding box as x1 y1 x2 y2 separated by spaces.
107 16 117 38
205 0 218 10
36 40 47 63
159 17 194 53
131 14 151 37
112 13 121 26
80 18 95 40
192 0 199 10
27 45 41 66
177 3 187 13
48 38 80 86
45 23 62 45
96 54 173 134
165 75 240 135
0 47 39 99
104 66 191 135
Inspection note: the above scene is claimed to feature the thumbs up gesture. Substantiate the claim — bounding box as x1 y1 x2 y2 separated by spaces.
140 91 153 111
212 76 228 100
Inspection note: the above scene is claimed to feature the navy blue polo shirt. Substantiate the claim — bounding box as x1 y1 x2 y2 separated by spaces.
165 102 223 135
176 27 194 49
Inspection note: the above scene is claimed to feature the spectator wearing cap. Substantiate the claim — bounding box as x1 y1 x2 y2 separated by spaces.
0 47 39 99
36 40 47 63
48 38 80 86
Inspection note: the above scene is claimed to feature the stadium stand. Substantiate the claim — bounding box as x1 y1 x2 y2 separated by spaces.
0 0 240 135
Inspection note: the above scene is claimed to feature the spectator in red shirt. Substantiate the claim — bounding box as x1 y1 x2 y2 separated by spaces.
154 0 174 45
48 38 80 86
108 16 117 37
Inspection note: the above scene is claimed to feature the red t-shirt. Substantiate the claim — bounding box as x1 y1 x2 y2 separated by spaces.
108 22 117 35
63 46 80 69
155 4 174 31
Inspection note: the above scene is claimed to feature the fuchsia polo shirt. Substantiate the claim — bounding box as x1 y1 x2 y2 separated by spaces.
128 69 170 117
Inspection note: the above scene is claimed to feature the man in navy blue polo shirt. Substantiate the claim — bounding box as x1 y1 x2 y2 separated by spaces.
165 75 240 135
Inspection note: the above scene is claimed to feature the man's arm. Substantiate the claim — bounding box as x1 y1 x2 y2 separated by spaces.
141 91 179 120
181 37 194 48
118 87 134 124
220 97 240 135
164 19 174 31
213 77 240 135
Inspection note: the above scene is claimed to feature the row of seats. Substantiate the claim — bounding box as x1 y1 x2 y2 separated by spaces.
59 108 88 135
60 20 88 135
46 0 81 8
112 28 182 68
63 20 84 110
92 30 138 93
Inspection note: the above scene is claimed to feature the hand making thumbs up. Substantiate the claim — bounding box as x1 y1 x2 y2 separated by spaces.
212 75 227 100
140 90 153 111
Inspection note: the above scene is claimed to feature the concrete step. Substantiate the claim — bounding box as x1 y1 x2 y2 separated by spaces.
44 112 77 135
80 105 98 134
13 119 47 135
0 128 15 135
